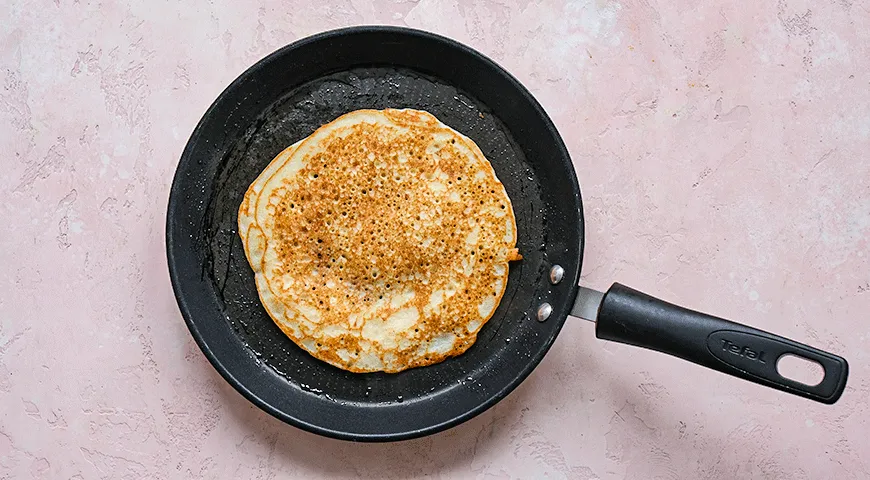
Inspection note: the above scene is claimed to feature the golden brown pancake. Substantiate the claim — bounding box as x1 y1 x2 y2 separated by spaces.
239 109 520 372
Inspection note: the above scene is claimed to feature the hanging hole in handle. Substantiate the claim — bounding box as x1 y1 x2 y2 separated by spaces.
776 354 825 386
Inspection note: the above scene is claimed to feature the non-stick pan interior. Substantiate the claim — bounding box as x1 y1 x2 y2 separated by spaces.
167 27 583 440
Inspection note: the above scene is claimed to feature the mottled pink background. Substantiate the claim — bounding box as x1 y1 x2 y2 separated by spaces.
2 0 869 478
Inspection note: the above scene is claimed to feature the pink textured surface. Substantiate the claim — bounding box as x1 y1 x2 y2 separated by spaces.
2 0 869 478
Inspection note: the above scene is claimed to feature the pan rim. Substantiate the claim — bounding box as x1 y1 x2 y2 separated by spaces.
166 25 584 441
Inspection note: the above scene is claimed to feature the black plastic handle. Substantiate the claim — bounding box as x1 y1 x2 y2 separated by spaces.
595 283 849 404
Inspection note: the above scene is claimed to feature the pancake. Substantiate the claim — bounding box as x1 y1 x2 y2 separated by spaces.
238 109 521 373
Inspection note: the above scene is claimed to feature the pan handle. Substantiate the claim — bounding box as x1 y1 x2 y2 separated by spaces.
587 283 849 404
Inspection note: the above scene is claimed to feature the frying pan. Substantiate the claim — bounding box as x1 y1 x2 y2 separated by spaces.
166 26 849 442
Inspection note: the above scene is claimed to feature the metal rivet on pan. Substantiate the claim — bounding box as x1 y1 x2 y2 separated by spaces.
537 303 553 322
549 265 564 285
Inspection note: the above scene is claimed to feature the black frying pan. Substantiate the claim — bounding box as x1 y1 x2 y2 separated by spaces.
166 26 849 442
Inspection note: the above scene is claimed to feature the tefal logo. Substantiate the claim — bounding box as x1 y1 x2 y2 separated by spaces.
721 339 767 363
